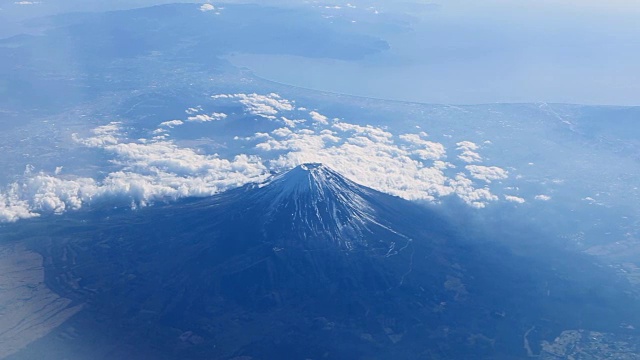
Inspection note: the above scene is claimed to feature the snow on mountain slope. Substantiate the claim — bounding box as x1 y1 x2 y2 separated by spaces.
236 163 419 254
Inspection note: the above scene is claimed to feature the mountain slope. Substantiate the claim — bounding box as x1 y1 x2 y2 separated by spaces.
5 164 640 360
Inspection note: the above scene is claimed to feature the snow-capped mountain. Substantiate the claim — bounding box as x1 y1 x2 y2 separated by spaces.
250 163 415 252
4 164 639 359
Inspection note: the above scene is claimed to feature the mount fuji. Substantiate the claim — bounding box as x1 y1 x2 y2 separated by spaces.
5 164 639 359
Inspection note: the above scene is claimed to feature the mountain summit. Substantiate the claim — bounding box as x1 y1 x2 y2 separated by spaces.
258 163 373 216
251 163 392 251
262 163 356 196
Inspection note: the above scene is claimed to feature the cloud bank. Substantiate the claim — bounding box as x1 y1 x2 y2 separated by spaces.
0 93 520 222
0 123 268 222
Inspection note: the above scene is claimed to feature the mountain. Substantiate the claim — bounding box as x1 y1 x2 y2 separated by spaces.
248 162 417 251
5 164 640 359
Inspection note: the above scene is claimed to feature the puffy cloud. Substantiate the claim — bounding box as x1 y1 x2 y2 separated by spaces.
72 122 121 147
272 127 294 138
281 116 306 128
83 135 268 183
159 120 184 128
332 122 393 144
0 173 100 223
187 113 227 122
433 160 455 170
309 111 329 124
255 127 340 152
465 165 508 183
456 141 478 151
175 104 227 125
448 174 498 209
504 195 526 203
0 93 519 222
0 186 38 222
535 194 552 201
456 141 482 163
199 4 215 12
185 107 202 115
0 125 268 222
458 152 482 163
399 133 446 161
212 93 294 119
251 117 503 207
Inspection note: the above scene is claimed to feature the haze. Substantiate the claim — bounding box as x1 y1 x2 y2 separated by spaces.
229 0 640 105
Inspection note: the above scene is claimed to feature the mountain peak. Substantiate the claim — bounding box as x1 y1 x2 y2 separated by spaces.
262 163 359 198
251 163 384 249
298 162 324 170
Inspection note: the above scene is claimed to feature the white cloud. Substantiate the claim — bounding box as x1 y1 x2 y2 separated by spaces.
309 111 329 124
400 133 446 161
504 195 526 203
212 93 294 119
187 113 227 122
0 124 268 223
434 160 455 170
0 93 520 222
159 120 184 128
332 122 393 144
250 116 503 207
456 141 482 163
271 127 294 138
0 186 38 222
281 116 306 128
199 3 215 12
456 141 478 151
582 196 604 205
185 107 202 115
72 122 121 147
448 174 498 208
535 194 552 201
465 165 508 183
458 151 482 163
